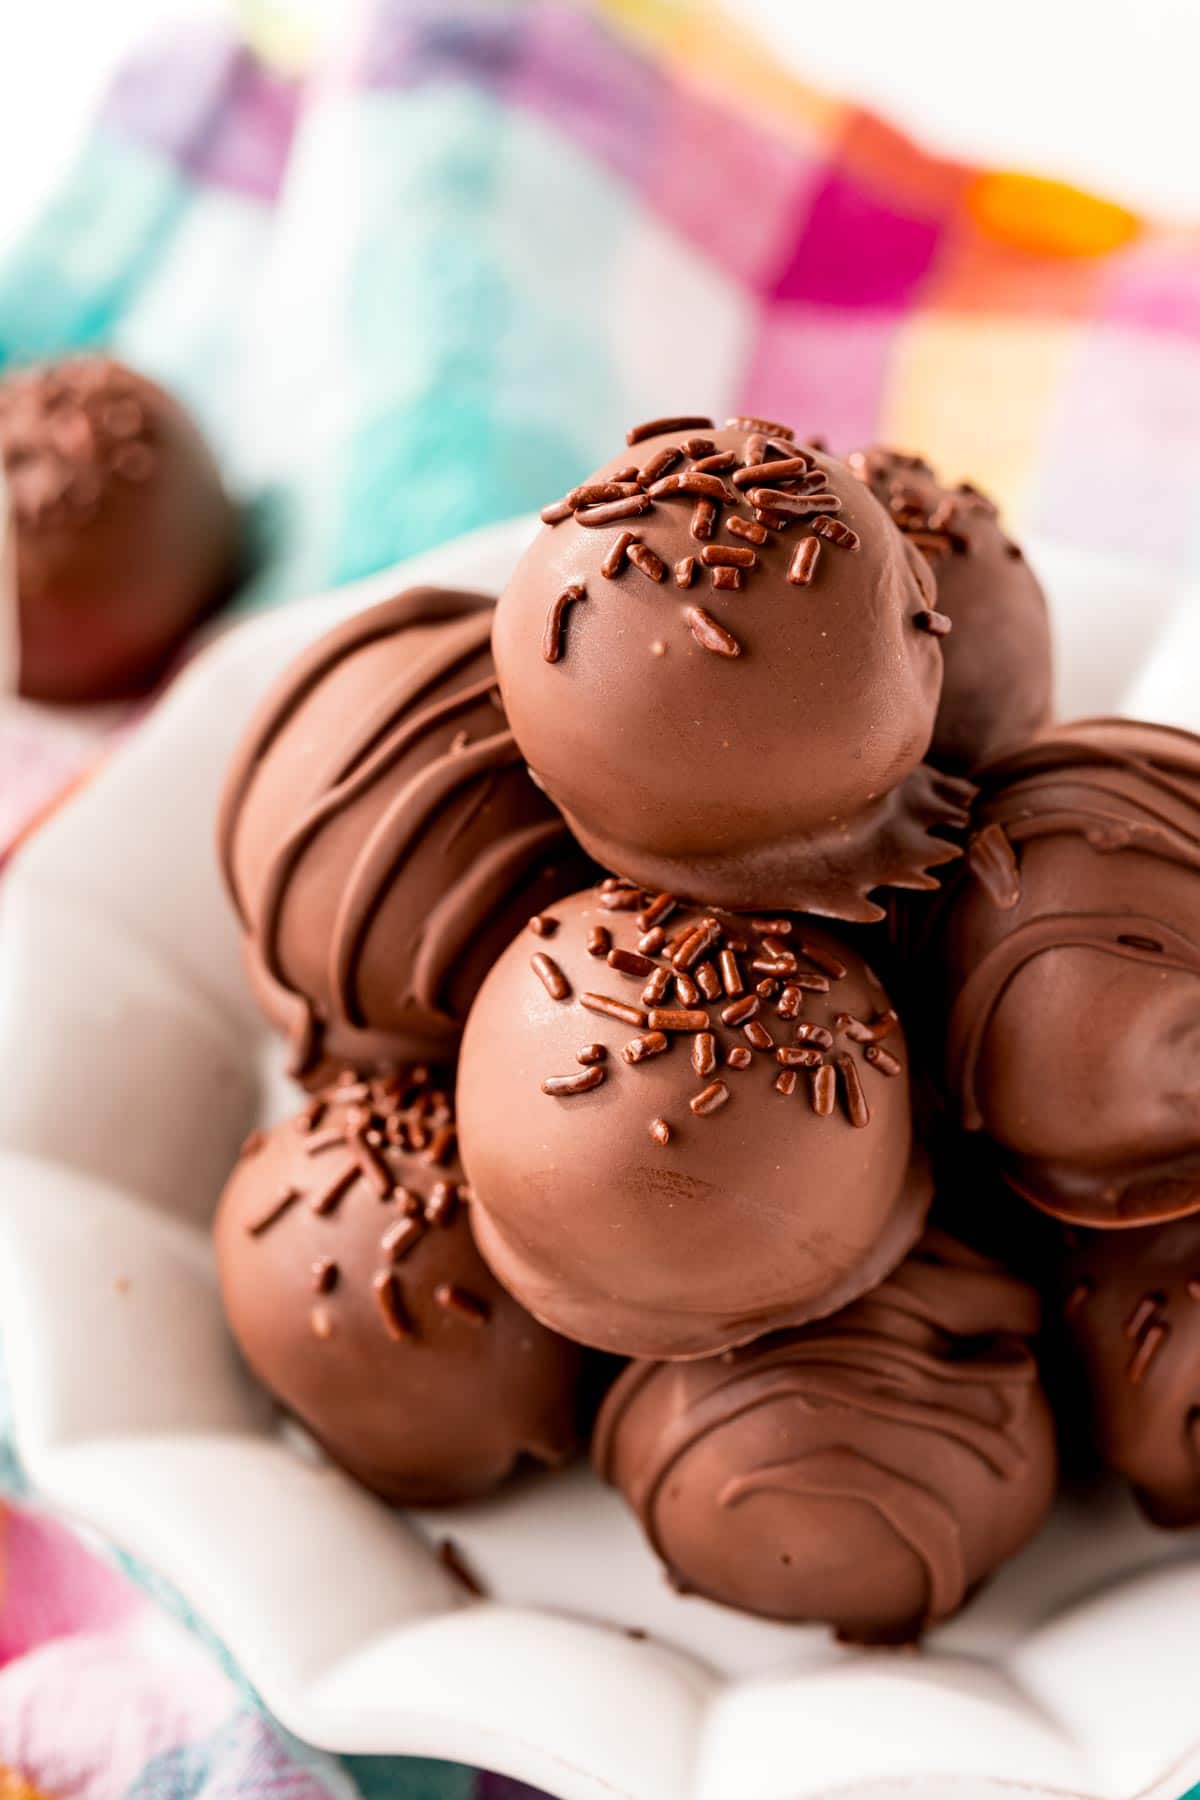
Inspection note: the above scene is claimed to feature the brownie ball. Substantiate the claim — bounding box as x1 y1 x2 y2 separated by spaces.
594 1229 1056 1641
1060 1214 1200 1527
217 585 592 1081
1 355 238 701
214 1070 582 1505
938 718 1200 1227
851 447 1053 772
457 880 931 1359
492 414 973 921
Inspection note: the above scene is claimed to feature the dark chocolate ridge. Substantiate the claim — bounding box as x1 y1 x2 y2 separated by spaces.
553 761 975 923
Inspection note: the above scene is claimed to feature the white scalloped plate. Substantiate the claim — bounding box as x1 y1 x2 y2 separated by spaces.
3 514 1200 1800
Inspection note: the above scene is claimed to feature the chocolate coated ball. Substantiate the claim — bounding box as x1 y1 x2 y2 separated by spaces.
852 447 1053 772
218 585 592 1080
457 880 930 1358
215 1071 582 1504
493 415 973 920
2 355 237 701
937 719 1200 1226
595 1229 1056 1640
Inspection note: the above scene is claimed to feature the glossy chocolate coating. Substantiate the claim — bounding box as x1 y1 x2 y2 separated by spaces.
457 881 931 1359
1060 1214 1200 1526
218 586 592 1081
938 718 1200 1226
2 355 237 701
214 1071 582 1505
852 448 1053 772
594 1229 1056 1641
493 417 973 921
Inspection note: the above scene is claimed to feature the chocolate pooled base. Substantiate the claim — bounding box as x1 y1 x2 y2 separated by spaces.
218 585 593 1081
1060 1214 1200 1527
214 1070 582 1506
594 1229 1056 1642
936 718 1200 1227
851 448 1053 773
493 415 973 920
457 880 931 1359
2 355 238 703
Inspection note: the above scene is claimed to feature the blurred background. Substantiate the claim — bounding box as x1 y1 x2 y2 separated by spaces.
2 2 1200 1794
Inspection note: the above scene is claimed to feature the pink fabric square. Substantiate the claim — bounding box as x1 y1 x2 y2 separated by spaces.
739 304 899 448
773 168 942 309
1103 242 1200 342
646 80 820 288
1033 325 1200 566
0 1506 140 1663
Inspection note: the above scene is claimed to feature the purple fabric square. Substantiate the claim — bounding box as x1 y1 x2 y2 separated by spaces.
355 0 528 93
101 25 297 202
771 168 942 309
507 3 661 189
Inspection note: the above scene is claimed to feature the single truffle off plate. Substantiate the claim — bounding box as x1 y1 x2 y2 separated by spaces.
2 514 1200 1800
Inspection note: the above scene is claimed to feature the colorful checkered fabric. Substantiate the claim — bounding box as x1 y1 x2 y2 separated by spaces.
2 2 1200 1792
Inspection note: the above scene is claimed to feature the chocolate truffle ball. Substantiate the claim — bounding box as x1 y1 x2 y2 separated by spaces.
938 718 1200 1227
1 355 238 702
492 414 974 920
1061 1214 1200 1526
457 879 931 1359
214 1070 582 1505
594 1229 1056 1641
851 448 1053 772
218 585 592 1081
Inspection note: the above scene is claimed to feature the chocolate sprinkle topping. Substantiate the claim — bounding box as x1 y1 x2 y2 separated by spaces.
686 607 741 658
626 414 714 445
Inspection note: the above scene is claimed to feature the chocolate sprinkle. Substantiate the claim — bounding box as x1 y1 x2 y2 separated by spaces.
692 1032 717 1077
811 1064 837 1117
915 609 954 636
788 537 821 587
436 1283 490 1325
690 1080 731 1116
686 607 741 658
627 414 714 445
623 1030 670 1064
373 1270 414 1341
542 1066 608 1097
650 1117 672 1145
531 952 571 1000
601 530 637 578
629 541 667 583
543 584 586 663
582 992 646 1027
835 1054 871 1128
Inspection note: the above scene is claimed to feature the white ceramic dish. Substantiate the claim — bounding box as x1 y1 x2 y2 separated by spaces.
2 513 1200 1800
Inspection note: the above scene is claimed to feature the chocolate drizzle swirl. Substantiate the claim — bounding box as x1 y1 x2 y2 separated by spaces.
218 586 588 1078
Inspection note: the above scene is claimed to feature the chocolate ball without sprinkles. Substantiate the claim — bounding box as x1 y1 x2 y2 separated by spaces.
456 880 931 1360
851 447 1053 773
1060 1212 1200 1527
594 1229 1057 1642
936 718 1200 1228
2 354 238 703
218 585 593 1083
493 414 974 921
214 1070 583 1505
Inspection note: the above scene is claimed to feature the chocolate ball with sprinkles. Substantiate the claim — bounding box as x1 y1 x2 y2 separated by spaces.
1059 1212 1200 1527
593 1229 1056 1642
850 447 1054 772
217 585 593 1083
214 1069 582 1505
492 415 974 920
456 880 932 1359
935 718 1200 1228
1 354 238 703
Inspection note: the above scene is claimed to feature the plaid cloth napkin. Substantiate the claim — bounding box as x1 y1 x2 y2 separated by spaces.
3 1 1200 1792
